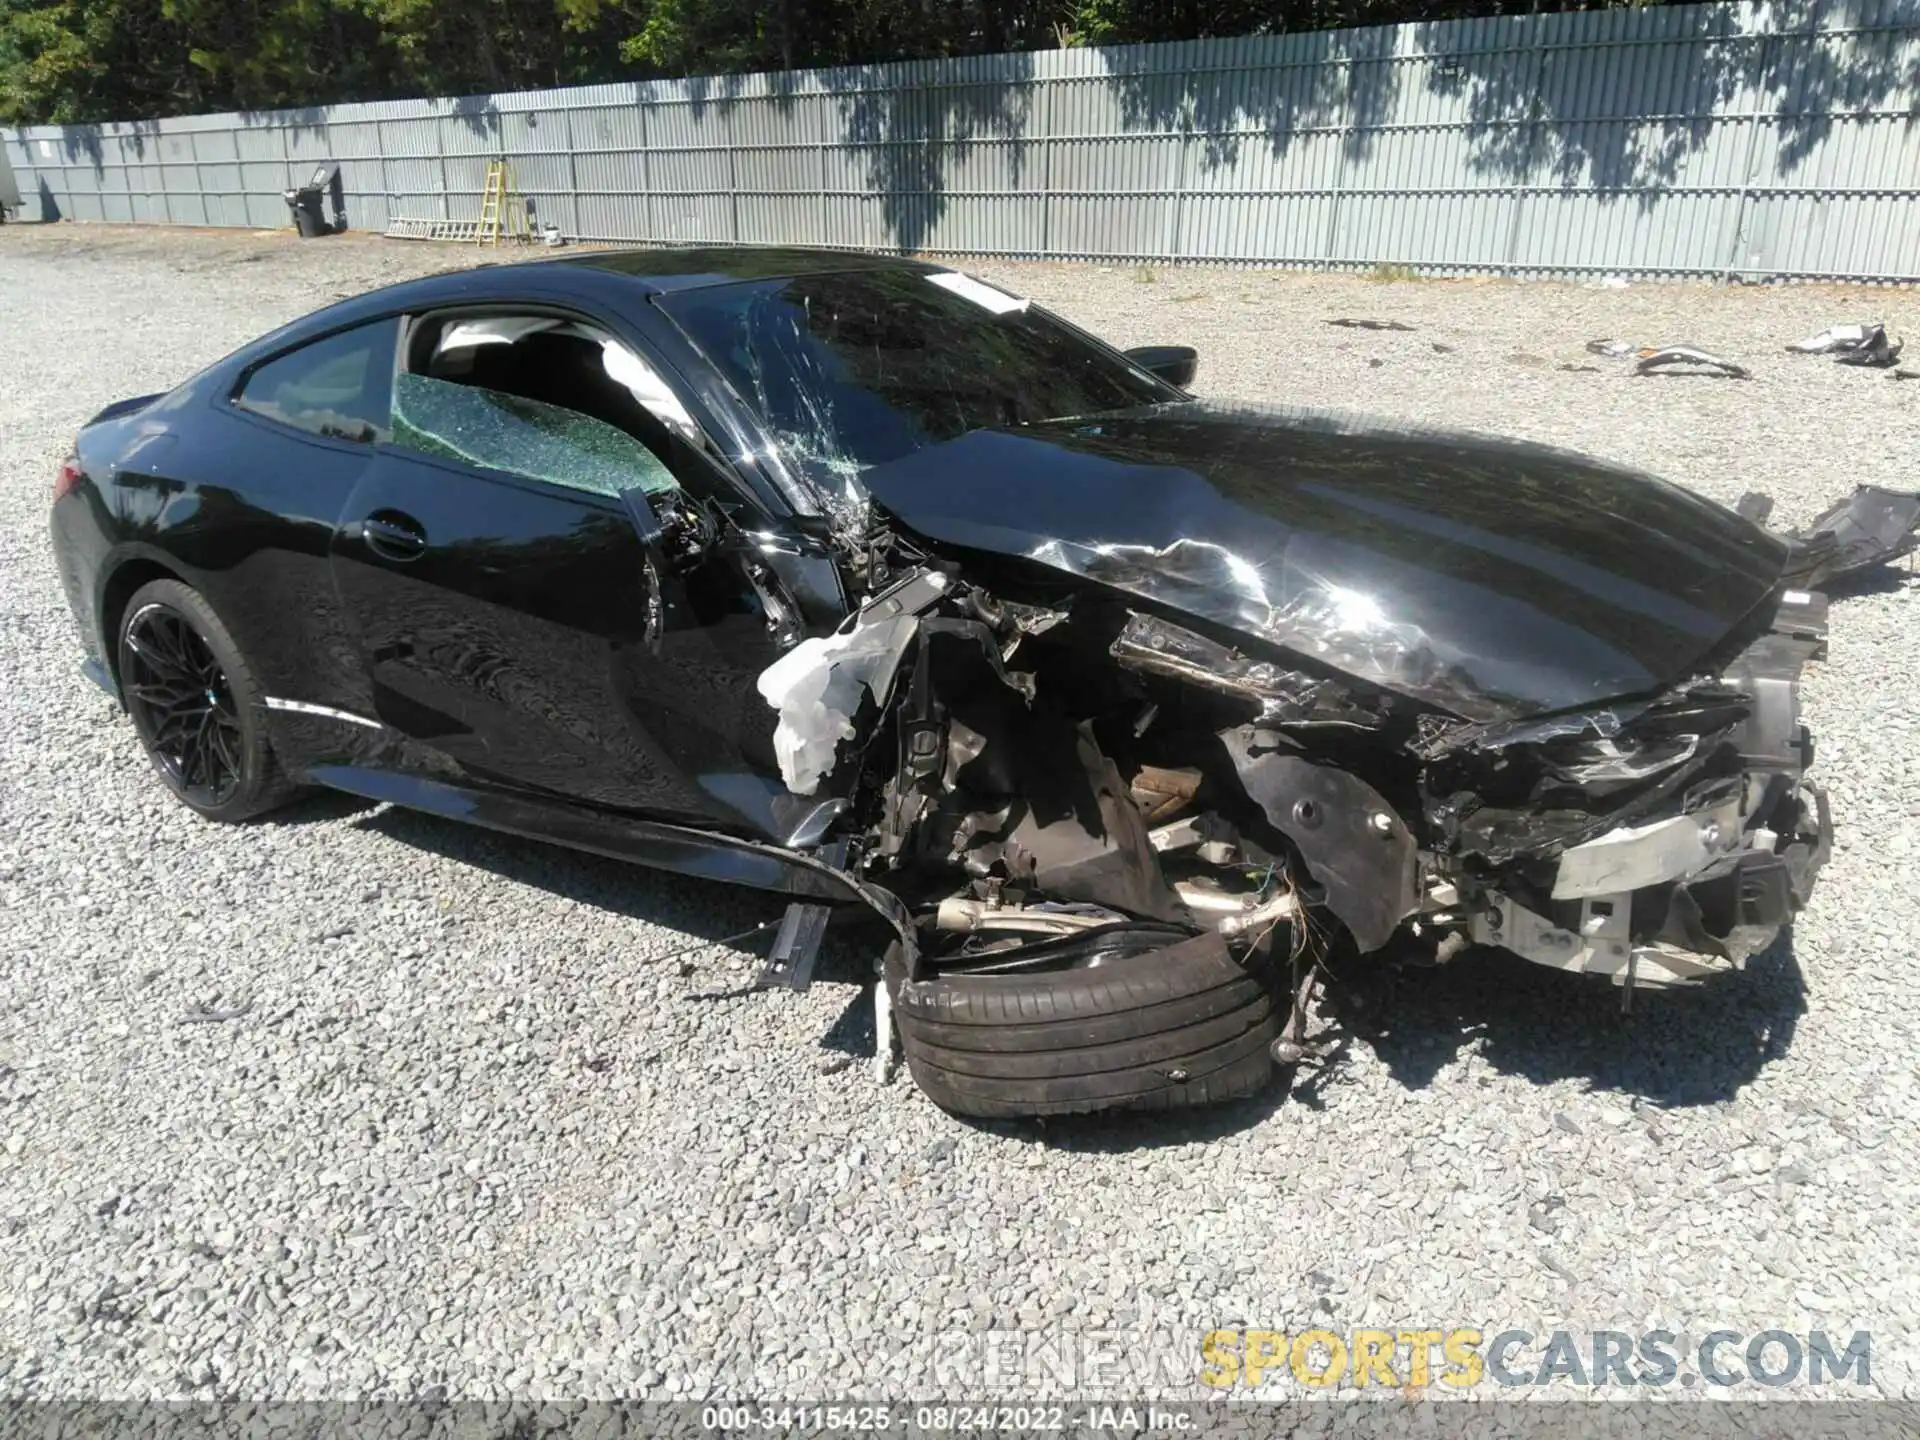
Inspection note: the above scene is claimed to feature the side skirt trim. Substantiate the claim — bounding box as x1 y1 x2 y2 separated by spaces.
264 697 384 730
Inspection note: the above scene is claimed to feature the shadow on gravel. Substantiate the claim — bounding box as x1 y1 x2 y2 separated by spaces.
1824 566 1920 600
268 789 378 825
962 1085 1298 1152
335 802 1806 1138
970 933 1806 1151
350 804 777 950
342 804 901 1012
1322 930 1806 1109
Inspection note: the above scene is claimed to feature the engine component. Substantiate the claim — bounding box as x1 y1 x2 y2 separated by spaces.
1149 812 1241 865
1131 763 1202 822
933 896 1119 936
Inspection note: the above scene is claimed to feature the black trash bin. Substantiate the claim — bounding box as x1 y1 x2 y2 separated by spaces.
283 162 342 238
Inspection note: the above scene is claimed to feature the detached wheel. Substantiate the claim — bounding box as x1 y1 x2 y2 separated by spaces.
886 933 1278 1118
116 578 298 821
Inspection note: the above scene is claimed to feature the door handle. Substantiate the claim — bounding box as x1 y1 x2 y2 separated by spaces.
360 510 427 562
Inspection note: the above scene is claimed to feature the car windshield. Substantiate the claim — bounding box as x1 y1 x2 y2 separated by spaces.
655 269 1178 494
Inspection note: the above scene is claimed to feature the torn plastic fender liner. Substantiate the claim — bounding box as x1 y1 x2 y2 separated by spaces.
966 718 1189 925
756 569 950 795
1220 727 1417 951
1781 486 1920 587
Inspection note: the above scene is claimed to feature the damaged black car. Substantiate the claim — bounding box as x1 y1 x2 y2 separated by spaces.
49 249 1919 1118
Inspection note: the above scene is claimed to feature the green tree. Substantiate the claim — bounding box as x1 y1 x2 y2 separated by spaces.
2 0 1676 126
0 0 200 123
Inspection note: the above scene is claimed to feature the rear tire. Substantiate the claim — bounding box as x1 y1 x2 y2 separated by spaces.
886 932 1278 1118
116 578 300 822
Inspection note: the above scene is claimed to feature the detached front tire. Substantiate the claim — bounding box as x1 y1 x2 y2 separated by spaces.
886 933 1278 1118
116 578 299 822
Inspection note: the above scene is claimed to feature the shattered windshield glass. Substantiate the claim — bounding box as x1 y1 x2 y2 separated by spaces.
391 373 680 498
655 270 1179 503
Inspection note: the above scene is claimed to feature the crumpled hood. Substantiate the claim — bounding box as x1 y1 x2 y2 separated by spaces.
858 401 1789 722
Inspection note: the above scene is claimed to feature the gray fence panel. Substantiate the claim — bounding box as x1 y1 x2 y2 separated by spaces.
6 1 1918 279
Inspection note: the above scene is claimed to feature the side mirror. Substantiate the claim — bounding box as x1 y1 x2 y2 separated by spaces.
1126 344 1199 389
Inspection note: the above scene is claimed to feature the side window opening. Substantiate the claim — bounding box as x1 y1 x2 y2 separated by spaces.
395 312 707 500
391 374 678 498
417 316 703 448
234 318 398 444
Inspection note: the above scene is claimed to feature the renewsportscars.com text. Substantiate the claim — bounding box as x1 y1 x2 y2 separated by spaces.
1200 1327 1872 1390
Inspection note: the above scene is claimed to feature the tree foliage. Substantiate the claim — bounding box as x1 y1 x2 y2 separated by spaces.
1 0 1650 126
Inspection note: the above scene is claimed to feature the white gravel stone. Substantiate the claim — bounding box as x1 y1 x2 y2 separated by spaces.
1 224 1916 1404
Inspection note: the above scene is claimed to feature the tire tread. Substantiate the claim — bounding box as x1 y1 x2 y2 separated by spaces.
887 932 1278 1118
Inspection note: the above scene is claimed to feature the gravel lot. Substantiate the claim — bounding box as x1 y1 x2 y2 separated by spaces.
2 223 1917 1406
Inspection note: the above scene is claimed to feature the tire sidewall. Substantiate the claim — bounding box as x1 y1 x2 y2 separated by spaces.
117 579 276 821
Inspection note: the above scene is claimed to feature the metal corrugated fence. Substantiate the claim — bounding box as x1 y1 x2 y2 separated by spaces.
5 1 1918 279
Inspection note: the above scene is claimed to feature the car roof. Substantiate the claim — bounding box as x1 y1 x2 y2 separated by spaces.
548 245 947 292
269 245 950 350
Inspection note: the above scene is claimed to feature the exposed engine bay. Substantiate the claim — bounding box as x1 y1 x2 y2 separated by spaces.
757 519 1842 1034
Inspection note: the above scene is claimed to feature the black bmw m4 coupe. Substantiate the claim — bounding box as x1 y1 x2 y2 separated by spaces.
55 246 1898 1117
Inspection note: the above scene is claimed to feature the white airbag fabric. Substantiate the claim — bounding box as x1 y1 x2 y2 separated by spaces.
756 617 918 795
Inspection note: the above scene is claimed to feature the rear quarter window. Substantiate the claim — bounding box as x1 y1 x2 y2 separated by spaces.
234 319 399 443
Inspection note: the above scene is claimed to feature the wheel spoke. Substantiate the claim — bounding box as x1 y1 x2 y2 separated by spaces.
128 679 192 706
125 633 189 685
169 726 197 786
194 723 218 790
150 616 192 672
208 719 242 782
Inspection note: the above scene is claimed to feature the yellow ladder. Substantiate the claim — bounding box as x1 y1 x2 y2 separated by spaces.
475 159 529 247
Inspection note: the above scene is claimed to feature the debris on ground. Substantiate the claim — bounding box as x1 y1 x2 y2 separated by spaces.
1788 322 1904 369
1326 318 1415 331
1632 345 1750 379
178 1000 253 1025
1788 323 1874 354
1586 339 1636 358
1835 328 1903 369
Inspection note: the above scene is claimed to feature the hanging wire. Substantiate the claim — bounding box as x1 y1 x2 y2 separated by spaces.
643 918 780 968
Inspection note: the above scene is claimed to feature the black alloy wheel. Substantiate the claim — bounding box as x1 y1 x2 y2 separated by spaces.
115 578 301 821
123 600 245 806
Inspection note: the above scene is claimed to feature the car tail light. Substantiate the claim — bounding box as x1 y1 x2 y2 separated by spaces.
54 457 83 501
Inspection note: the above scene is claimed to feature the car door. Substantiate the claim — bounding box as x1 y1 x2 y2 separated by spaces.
326 305 828 834
152 317 402 729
